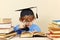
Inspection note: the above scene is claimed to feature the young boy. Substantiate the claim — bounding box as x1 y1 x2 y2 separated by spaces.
14 8 41 34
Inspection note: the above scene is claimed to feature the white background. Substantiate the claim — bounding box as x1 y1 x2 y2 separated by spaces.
0 0 60 33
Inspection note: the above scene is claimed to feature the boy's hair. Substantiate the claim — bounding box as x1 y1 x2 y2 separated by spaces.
20 8 35 18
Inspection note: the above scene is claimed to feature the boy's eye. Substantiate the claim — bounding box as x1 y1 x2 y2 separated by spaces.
21 17 34 22
20 16 35 22
21 18 25 21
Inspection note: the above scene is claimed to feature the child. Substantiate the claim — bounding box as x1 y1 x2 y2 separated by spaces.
14 8 41 34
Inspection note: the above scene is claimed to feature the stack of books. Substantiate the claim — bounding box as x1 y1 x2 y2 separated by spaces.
48 20 60 38
0 18 13 34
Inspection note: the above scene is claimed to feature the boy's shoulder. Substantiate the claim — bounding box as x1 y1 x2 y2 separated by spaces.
31 24 39 28
32 24 39 26
14 24 19 27
14 25 19 29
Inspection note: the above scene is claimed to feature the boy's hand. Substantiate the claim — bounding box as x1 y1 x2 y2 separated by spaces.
19 22 25 28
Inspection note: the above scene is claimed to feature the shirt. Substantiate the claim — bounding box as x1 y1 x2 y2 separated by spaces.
14 24 41 34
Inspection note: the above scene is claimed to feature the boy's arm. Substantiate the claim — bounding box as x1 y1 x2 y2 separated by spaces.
33 25 41 32
29 24 41 33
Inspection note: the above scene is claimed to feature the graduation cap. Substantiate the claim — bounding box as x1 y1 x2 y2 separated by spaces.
15 7 38 19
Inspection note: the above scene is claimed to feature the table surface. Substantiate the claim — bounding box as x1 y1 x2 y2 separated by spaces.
7 36 60 40
8 37 50 40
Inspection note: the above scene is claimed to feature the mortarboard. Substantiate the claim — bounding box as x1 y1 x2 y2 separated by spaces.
15 7 38 19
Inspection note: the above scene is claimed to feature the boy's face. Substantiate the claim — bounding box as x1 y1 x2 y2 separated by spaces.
20 15 35 27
